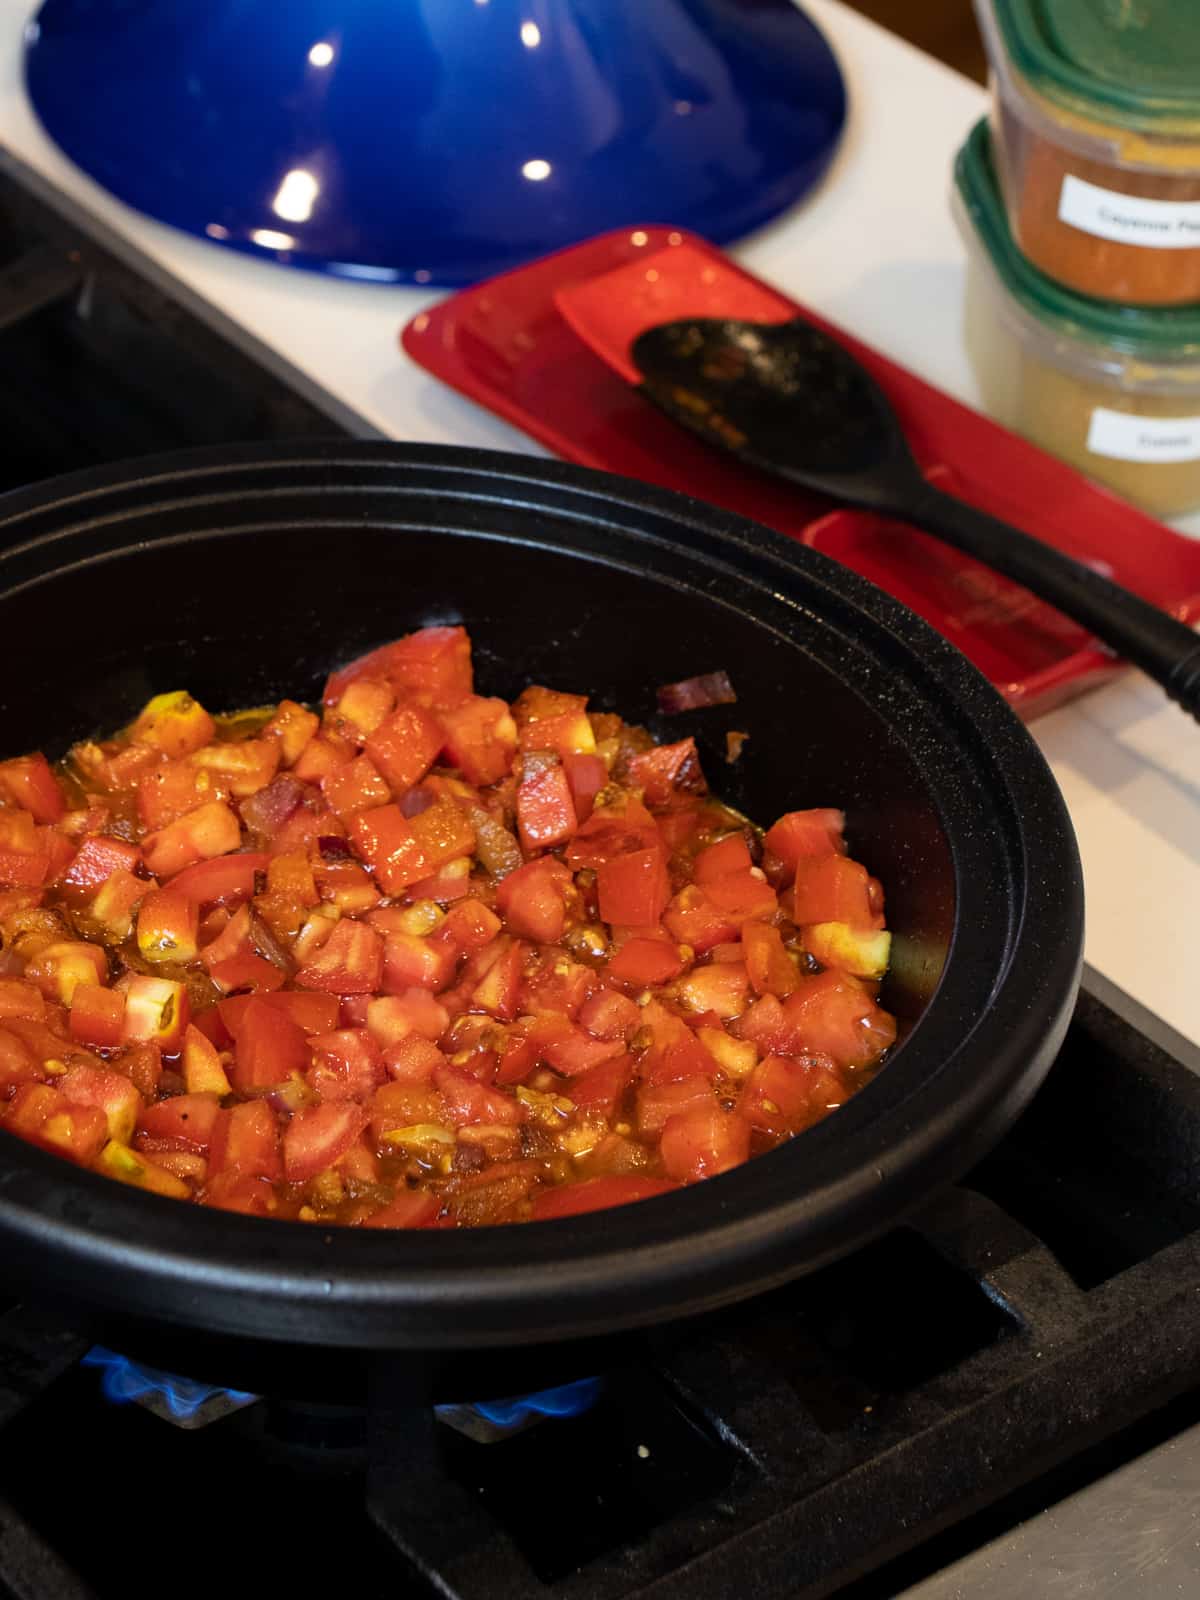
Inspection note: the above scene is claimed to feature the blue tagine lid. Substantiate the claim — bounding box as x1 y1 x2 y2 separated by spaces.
24 0 846 285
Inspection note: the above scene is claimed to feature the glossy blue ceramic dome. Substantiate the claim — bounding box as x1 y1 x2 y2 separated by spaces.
25 0 846 284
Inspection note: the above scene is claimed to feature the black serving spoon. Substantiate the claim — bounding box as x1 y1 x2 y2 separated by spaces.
564 291 1200 720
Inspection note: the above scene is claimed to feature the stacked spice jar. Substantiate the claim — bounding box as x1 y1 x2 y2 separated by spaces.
954 0 1200 518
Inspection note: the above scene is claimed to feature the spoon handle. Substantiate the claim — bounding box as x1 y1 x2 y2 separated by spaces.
906 482 1200 721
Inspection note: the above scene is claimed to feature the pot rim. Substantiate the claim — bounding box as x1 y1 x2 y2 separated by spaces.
0 442 1083 1350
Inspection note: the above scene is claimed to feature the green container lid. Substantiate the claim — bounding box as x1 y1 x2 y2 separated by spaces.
954 119 1200 358
989 0 1200 130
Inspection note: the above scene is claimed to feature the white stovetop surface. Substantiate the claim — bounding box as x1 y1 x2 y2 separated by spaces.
0 0 1196 1046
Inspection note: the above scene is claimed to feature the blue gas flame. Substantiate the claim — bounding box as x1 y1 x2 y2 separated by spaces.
443 1376 603 1428
82 1346 256 1422
84 1345 600 1432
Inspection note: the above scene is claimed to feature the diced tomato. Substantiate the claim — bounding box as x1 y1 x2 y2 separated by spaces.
532 1015 625 1076
207 950 286 995
406 855 472 904
312 856 381 915
642 1013 719 1087
60 835 141 895
322 754 391 817
262 851 320 915
660 1104 751 1182
742 922 801 999
363 704 443 795
41 1100 109 1166
190 739 280 798
0 979 44 1023
738 1052 846 1139
141 800 241 878
433 1063 525 1127
567 1054 636 1119
577 988 641 1041
229 998 310 1090
24 941 108 1006
137 1094 221 1151
516 760 577 853
263 699 319 766
439 897 502 954
438 695 518 787
597 846 669 927
0 1026 43 1092
495 857 571 944
5 1082 60 1140
332 677 395 739
208 1099 282 1181
292 737 350 787
701 870 777 922
662 885 737 954
693 834 753 883
204 1172 276 1215
676 961 751 1019
69 983 126 1050
306 1029 384 1102
120 975 189 1052
0 809 49 887
362 1189 440 1228
627 738 702 807
294 918 384 994
521 955 597 1020
532 1173 680 1220
349 804 428 894
59 1064 142 1142
120 1040 163 1100
169 851 269 907
366 990 450 1048
217 991 341 1037
562 753 606 822
636 1076 716 1136
128 691 215 758
605 937 686 988
763 808 846 870
90 868 150 938
325 625 473 711
283 1102 369 1183
182 1024 233 1096
792 855 877 929
565 805 656 872
773 973 897 1070
136 887 200 964
0 753 66 823
381 931 458 994
403 800 472 872
468 937 528 1022
368 1079 445 1144
137 759 226 831
383 1035 445 1084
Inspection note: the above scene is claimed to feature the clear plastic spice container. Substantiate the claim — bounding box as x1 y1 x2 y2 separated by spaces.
974 0 1200 304
954 120 1200 519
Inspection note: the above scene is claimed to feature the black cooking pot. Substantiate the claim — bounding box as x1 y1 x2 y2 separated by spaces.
0 442 1082 1403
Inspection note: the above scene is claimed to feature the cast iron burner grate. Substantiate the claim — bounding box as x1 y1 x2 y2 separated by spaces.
0 970 1198 1600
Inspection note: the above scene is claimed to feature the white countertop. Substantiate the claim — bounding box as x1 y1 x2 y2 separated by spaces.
1 0 1197 1045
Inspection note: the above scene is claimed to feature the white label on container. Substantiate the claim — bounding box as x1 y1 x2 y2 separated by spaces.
1086 406 1200 464
1058 174 1200 249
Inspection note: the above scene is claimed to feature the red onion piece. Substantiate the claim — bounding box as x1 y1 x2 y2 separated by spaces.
400 784 437 819
240 774 305 835
656 670 737 715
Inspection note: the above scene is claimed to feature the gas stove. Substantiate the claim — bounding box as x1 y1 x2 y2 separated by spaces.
1 968 1199 1600
1 161 1200 1600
